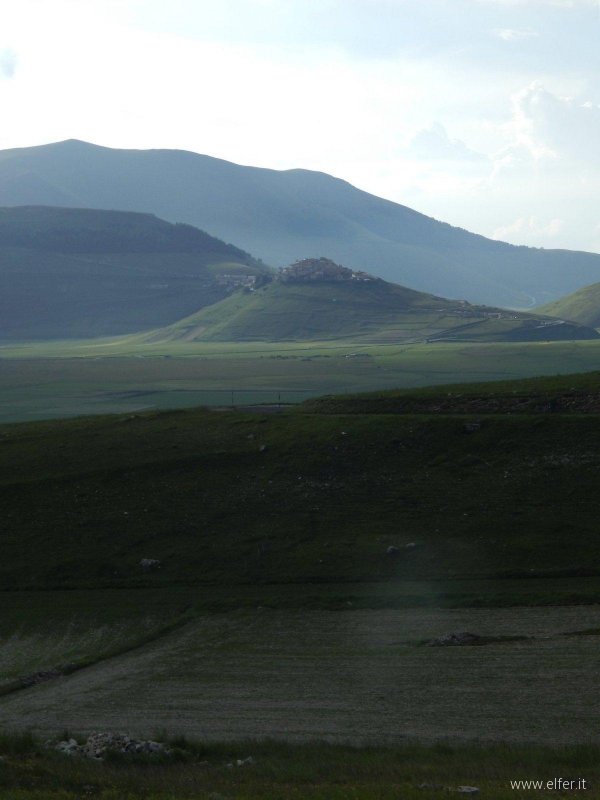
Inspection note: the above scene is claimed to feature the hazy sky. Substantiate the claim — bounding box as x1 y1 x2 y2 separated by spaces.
2 0 600 252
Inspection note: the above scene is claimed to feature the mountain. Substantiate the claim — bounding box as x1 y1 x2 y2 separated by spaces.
140 257 599 344
538 282 600 328
0 206 266 340
2 139 600 308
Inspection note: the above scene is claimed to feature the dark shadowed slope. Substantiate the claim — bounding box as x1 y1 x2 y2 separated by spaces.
2 139 600 307
0 206 266 340
4 371 600 591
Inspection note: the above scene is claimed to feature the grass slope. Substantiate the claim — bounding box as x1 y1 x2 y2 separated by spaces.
3 371 600 594
4 375 600 765
0 206 266 340
539 280 600 327
304 370 600 414
2 139 600 307
140 275 598 343
4 606 600 747
3 735 600 799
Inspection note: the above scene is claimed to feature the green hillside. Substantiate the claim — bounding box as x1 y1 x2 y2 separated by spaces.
2 139 600 307
3 370 600 597
538 281 600 328
0 206 267 340
142 258 599 344
4 374 600 788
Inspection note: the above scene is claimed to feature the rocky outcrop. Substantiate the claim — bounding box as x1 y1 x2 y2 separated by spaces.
53 732 172 759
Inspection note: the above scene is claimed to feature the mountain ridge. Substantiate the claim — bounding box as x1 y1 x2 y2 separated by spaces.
2 139 600 307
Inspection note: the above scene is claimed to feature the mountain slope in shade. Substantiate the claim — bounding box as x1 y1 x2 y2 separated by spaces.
538 282 600 328
2 139 600 308
0 206 266 340
140 258 599 344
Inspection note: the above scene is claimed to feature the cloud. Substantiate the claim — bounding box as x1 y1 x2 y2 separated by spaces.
408 123 488 162
0 48 17 79
494 28 539 40
493 216 565 240
507 81 600 162
480 81 600 251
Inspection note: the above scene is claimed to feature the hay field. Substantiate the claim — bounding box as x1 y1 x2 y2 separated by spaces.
2 605 600 746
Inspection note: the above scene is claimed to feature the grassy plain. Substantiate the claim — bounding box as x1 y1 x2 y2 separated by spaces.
3 371 600 796
3 337 600 422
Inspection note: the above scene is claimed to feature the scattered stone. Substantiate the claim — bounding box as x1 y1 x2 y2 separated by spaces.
236 756 255 766
52 732 172 760
139 558 161 571
405 542 417 549
259 444 268 452
386 545 400 555
428 632 482 647
418 783 444 790
55 738 80 756
463 422 481 433
455 787 480 794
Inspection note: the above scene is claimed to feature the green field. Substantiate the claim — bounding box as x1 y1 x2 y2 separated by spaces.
3 337 600 422
2 598 600 747
2 593 600 797
3 371 600 797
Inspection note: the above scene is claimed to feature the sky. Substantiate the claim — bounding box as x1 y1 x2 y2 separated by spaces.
1 0 600 252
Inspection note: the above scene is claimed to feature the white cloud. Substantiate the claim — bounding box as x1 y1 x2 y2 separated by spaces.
494 28 539 40
503 82 600 162
408 123 488 162
493 216 565 240
0 48 17 78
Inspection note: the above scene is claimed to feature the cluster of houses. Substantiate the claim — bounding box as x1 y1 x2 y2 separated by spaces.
279 257 376 283
216 273 258 290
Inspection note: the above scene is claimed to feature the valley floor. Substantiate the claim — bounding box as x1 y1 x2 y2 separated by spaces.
3 337 600 422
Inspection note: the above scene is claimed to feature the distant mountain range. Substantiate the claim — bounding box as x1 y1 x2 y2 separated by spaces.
1 207 596 343
2 139 600 308
138 257 599 345
0 206 264 340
